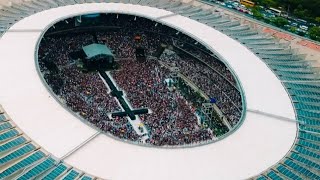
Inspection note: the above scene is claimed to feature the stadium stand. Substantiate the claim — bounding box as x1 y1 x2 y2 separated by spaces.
0 136 28 153
42 163 69 179
0 0 319 179
61 169 81 180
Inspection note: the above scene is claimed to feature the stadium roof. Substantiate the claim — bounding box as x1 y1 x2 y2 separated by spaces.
0 2 300 180
83 43 113 59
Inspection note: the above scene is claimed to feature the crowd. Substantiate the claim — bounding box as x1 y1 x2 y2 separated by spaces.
174 40 237 86
95 30 170 59
159 50 242 127
38 13 243 146
112 59 214 146
39 34 139 142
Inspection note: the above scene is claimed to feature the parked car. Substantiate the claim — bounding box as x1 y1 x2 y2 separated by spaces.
232 2 239 7
299 25 308 31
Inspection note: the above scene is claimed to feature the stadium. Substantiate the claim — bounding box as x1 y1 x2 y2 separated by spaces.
0 0 319 180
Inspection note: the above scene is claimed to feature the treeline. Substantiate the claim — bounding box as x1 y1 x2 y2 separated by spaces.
252 0 320 23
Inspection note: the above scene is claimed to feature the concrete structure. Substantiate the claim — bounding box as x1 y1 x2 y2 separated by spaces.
0 3 297 180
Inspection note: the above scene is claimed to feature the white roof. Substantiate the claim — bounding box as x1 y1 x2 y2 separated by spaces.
0 3 296 180
83 43 113 58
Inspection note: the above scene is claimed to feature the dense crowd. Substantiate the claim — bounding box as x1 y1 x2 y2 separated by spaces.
39 34 139 142
95 30 170 59
38 14 243 146
159 50 242 126
111 59 214 145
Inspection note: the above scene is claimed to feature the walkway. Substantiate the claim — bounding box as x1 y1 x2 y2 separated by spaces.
99 70 149 138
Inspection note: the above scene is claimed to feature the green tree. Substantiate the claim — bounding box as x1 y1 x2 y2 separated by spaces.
293 4 311 19
309 26 320 41
290 27 297 33
252 0 278 7
272 17 289 28
252 8 264 20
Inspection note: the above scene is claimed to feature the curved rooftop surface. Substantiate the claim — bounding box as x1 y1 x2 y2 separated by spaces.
0 2 297 180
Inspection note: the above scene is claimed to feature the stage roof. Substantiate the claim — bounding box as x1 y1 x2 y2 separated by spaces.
83 43 113 59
